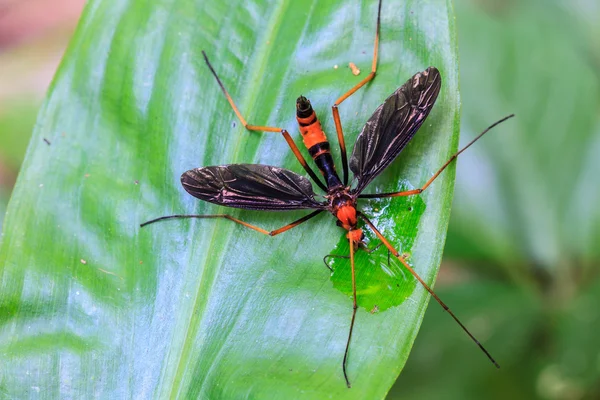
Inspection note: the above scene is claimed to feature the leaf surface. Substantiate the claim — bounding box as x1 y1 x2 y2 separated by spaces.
0 0 459 398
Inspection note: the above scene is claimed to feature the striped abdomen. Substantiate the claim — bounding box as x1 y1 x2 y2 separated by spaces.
296 96 342 189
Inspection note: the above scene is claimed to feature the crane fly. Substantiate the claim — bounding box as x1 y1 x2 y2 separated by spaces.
141 0 514 388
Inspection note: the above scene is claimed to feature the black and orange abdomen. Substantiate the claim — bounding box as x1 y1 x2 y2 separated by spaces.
296 96 342 189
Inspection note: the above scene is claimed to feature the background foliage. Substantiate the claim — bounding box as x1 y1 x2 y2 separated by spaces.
391 0 600 399
0 0 599 399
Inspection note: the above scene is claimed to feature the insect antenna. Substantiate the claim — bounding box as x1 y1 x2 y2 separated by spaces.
358 212 500 368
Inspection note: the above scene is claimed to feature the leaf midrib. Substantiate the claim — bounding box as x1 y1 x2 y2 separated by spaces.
167 0 294 397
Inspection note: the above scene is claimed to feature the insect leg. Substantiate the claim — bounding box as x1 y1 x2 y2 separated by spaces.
140 209 324 237
332 0 382 185
358 211 500 368
333 0 381 107
202 51 327 192
342 230 358 388
269 210 324 236
361 241 391 269
323 254 349 272
331 106 349 185
359 241 383 254
358 114 515 199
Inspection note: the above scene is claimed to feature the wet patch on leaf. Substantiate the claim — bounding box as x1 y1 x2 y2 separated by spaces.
329 183 426 312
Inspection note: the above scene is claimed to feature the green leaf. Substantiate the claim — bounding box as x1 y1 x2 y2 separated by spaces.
391 0 600 399
0 0 459 398
447 0 600 267
0 101 38 172
0 188 7 230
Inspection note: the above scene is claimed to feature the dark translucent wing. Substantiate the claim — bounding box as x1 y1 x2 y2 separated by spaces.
350 67 441 194
181 164 325 211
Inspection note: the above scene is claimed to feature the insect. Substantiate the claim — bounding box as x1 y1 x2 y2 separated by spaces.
141 0 514 388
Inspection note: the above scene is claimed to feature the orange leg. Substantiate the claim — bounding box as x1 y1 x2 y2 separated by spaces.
332 0 382 185
202 51 328 192
140 209 324 236
333 0 381 107
359 114 515 199
358 212 499 368
342 230 358 388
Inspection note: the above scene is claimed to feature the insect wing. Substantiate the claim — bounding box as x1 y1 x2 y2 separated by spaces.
349 67 441 194
181 164 325 211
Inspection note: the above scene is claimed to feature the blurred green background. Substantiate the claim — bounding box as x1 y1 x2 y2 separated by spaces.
391 0 600 399
0 0 598 398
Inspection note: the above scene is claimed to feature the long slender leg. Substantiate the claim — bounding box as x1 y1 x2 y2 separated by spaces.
140 209 324 236
358 212 500 368
359 241 391 270
332 107 350 186
332 0 382 185
342 230 358 388
359 114 515 199
202 51 327 192
359 241 383 254
323 254 349 272
333 0 382 107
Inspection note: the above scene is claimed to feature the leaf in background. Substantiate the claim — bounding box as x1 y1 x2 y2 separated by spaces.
390 281 542 400
0 0 460 398
0 102 39 172
391 0 600 398
447 0 600 267
0 102 39 231
0 188 7 229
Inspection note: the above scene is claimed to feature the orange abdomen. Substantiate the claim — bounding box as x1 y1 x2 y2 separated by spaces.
296 95 342 189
